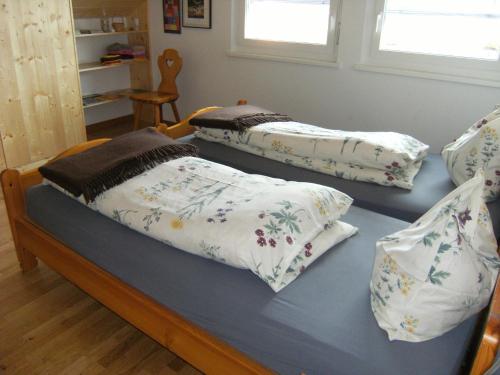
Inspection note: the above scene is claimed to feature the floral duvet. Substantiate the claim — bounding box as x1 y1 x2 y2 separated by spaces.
68 157 358 292
196 122 430 189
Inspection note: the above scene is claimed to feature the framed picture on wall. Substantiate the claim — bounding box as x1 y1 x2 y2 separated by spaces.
182 0 211 29
163 0 181 33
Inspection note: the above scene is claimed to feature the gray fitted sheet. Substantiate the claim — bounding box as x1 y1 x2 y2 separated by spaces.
182 136 500 238
27 185 480 375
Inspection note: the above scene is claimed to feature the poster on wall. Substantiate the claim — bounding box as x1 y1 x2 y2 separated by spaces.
182 0 211 29
163 0 181 33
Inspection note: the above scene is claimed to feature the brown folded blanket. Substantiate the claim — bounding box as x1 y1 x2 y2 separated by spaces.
40 127 198 202
190 105 293 131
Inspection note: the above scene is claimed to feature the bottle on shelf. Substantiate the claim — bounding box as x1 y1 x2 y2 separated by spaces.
100 9 111 33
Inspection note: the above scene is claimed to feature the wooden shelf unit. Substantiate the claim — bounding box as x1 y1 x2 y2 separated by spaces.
82 89 147 109
75 30 148 38
79 59 149 73
72 0 153 123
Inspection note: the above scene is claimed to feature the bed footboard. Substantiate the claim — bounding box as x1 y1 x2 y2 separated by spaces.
1 138 111 272
1 169 38 272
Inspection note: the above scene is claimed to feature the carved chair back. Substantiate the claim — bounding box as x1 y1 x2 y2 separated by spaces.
157 49 183 96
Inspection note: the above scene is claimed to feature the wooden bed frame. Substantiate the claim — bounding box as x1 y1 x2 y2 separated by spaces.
1 103 499 375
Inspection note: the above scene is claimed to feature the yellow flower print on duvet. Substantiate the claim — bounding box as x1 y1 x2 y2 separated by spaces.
382 255 398 274
400 315 419 334
309 188 352 217
397 273 415 296
480 126 498 141
170 218 184 230
271 140 293 154
314 199 328 216
135 186 158 202
372 255 416 307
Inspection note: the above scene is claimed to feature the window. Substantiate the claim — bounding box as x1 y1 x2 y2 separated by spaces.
359 0 500 87
245 0 331 45
379 0 500 60
229 0 342 66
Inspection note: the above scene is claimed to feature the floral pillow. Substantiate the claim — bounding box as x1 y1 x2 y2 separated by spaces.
370 171 499 342
442 108 500 202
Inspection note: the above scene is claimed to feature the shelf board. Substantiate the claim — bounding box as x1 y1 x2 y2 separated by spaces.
79 58 149 72
83 96 124 109
75 30 148 38
83 89 148 109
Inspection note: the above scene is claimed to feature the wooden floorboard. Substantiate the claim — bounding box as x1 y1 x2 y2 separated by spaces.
85 115 175 141
86 116 135 140
0 216 202 374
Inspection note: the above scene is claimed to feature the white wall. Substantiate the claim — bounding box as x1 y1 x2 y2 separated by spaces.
149 0 500 152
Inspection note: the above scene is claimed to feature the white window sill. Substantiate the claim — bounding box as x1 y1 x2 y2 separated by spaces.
227 49 341 69
354 62 500 88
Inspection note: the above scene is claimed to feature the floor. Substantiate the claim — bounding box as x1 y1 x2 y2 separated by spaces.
85 115 175 141
0 119 203 375
86 115 135 140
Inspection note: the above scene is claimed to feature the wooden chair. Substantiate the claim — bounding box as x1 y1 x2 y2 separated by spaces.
130 49 183 130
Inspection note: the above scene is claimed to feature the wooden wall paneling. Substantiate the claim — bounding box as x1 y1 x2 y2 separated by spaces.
53 0 87 147
29 0 69 158
0 0 85 169
0 2 32 167
2 0 60 165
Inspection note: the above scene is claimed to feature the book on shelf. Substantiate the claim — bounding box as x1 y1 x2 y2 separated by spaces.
82 89 148 107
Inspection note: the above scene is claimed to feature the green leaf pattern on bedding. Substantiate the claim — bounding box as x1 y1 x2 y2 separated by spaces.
442 108 500 202
82 157 358 292
370 172 499 342
196 123 429 190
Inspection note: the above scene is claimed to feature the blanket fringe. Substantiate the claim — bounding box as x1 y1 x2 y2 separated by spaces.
234 113 292 131
82 144 198 203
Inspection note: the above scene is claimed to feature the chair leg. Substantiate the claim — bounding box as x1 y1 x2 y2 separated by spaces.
154 104 162 127
134 102 143 131
170 102 180 123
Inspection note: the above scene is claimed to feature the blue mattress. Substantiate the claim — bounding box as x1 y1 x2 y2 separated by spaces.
26 185 480 375
182 135 500 238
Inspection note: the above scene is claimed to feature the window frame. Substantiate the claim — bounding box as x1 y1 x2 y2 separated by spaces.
229 0 343 67
357 0 500 87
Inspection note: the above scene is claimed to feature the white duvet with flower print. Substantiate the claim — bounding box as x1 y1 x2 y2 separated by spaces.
82 157 357 292
370 172 499 342
442 108 500 202
195 123 429 189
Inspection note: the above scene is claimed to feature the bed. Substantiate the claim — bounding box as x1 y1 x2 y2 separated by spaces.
24 184 484 375
162 105 500 237
181 136 500 238
1 120 499 374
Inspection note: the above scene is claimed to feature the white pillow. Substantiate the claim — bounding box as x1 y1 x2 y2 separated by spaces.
370 171 499 342
442 108 500 202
